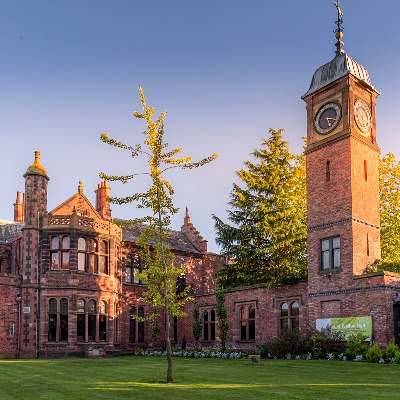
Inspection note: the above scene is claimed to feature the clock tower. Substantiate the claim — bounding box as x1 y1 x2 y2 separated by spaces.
302 4 381 295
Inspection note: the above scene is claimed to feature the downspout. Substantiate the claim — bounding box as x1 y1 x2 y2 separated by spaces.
16 295 21 359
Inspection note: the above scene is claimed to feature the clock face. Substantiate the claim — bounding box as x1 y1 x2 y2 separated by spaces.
314 101 342 135
354 99 371 135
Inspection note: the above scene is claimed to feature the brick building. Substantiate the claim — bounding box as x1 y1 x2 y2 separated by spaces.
2 21 400 358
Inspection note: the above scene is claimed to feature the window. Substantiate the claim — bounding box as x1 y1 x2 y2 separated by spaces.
326 161 331 182
129 306 145 343
202 309 216 341
78 238 109 274
48 298 68 342
321 237 340 270
171 316 178 342
239 305 255 340
125 255 142 284
280 301 299 332
8 322 14 337
364 160 368 181
50 236 70 270
99 301 107 341
76 299 107 342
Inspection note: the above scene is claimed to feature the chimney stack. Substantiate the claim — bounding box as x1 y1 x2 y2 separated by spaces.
95 181 112 220
13 191 25 223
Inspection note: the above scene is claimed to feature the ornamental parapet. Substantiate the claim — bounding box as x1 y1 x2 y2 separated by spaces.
42 215 122 240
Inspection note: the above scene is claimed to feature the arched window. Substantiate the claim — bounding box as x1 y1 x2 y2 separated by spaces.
202 309 216 341
99 301 107 341
129 306 136 342
129 306 145 343
126 255 132 283
280 301 300 332
48 298 57 341
240 305 256 340
77 299 86 341
125 255 143 284
88 300 96 341
77 299 106 342
78 238 109 275
99 241 108 274
138 307 145 343
78 238 86 271
50 236 70 270
60 298 68 341
88 240 98 273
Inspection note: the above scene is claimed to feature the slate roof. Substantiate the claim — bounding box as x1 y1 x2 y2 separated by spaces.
302 53 378 98
121 224 203 255
0 220 23 243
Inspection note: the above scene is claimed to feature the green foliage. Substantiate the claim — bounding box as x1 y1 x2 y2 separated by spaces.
385 338 399 359
151 309 161 346
366 342 383 363
379 153 400 268
213 129 307 289
345 333 368 359
261 329 345 359
215 287 229 352
192 302 203 346
100 85 217 383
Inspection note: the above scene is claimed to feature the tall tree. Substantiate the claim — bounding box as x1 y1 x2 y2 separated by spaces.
213 128 307 288
379 153 400 270
100 86 217 383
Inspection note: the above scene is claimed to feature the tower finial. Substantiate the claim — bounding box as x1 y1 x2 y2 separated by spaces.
334 1 345 56
78 181 84 194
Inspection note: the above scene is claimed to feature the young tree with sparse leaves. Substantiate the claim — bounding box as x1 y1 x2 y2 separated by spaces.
100 86 217 383
213 128 307 289
378 153 400 272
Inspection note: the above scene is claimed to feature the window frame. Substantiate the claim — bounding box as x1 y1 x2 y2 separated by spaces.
279 301 300 333
129 306 145 343
125 254 145 284
50 235 70 271
47 297 69 342
201 308 216 342
76 298 108 343
78 237 109 275
321 236 341 271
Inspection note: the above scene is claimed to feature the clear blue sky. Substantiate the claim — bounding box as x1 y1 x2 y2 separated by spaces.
1 1 399 252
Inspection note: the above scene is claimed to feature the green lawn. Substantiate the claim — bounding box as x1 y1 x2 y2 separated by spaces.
0 357 399 399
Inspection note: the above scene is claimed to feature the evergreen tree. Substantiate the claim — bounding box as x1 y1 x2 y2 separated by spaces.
100 86 217 383
213 128 307 288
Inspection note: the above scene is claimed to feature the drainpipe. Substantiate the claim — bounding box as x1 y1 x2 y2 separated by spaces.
16 295 21 359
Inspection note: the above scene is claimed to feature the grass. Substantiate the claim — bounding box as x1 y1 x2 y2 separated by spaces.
0 357 399 399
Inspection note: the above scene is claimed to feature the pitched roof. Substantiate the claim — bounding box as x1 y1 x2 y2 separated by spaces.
121 224 203 255
50 192 102 219
0 221 23 243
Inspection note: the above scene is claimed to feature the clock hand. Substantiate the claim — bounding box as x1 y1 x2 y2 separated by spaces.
326 117 337 127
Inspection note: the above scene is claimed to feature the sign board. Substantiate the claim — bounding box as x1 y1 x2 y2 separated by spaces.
316 316 372 340
23 307 30 314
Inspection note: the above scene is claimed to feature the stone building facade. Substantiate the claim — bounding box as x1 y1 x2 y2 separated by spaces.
2 35 400 359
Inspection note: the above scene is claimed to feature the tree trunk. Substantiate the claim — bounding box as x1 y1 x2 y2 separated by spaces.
165 307 173 383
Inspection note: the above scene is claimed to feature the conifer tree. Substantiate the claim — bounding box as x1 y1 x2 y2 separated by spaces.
100 86 217 383
213 128 307 288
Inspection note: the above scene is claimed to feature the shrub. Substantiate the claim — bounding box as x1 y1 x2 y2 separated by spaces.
259 344 268 359
385 338 399 359
345 333 368 359
366 342 382 363
395 350 400 364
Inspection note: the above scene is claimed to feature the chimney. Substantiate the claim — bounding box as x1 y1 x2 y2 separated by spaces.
13 191 24 223
95 181 112 220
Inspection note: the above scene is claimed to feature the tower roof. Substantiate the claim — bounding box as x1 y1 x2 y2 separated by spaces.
24 150 49 179
302 53 378 99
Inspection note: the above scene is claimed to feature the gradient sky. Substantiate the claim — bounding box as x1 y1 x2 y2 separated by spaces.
1 1 400 252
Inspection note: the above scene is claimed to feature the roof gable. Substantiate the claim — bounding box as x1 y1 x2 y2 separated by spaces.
50 193 102 219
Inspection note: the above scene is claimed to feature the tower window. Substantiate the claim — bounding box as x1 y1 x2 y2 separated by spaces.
364 160 368 182
326 161 331 182
321 237 340 270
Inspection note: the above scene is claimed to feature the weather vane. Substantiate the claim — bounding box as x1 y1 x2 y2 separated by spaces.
333 1 344 56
